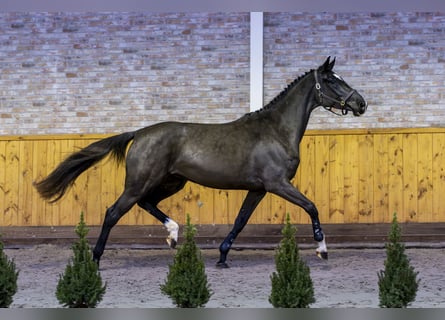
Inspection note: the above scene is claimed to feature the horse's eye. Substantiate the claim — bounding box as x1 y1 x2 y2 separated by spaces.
326 77 336 84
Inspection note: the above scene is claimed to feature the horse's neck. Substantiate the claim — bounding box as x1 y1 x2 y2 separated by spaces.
273 79 318 146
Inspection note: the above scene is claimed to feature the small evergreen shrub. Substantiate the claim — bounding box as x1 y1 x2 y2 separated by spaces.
0 236 19 308
378 212 419 308
56 212 106 308
160 214 212 308
269 213 315 308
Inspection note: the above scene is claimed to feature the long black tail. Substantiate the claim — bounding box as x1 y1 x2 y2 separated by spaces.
34 131 135 202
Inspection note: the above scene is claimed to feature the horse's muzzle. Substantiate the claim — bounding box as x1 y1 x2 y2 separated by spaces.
351 96 367 116
353 100 368 117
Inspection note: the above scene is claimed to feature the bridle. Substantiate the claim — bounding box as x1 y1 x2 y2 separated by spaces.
314 70 357 116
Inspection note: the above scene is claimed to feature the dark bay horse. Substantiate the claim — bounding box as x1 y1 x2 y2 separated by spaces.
34 57 367 267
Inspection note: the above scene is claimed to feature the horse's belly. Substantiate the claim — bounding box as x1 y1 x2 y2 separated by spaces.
172 160 259 190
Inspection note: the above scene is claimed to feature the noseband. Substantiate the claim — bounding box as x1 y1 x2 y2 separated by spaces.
314 70 356 116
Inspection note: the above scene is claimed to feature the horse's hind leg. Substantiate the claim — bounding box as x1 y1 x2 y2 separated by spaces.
138 200 179 248
137 176 187 248
93 190 140 264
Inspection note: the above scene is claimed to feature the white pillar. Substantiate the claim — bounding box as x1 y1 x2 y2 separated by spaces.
250 12 264 112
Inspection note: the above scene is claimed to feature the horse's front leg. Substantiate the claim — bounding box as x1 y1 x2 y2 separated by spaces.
268 180 328 260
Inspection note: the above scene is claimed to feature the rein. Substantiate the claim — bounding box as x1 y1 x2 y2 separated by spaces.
314 70 356 116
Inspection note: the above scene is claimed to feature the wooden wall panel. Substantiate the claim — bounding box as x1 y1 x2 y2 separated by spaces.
2 128 445 227
402 133 418 222
358 135 374 223
313 135 330 223
373 134 389 223
387 133 404 219
298 135 315 225
432 134 445 222
344 135 360 223
4 141 19 226
417 134 433 223
0 142 6 227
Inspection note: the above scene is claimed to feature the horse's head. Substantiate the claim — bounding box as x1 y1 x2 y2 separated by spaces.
314 57 367 116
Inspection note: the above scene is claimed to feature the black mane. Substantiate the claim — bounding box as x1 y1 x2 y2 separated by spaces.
246 69 314 116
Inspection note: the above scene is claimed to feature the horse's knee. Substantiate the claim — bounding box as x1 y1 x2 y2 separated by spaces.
306 204 322 227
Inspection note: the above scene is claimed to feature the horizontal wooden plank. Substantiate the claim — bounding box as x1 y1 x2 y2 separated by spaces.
0 134 112 141
3 127 445 141
2 223 445 249
306 127 445 136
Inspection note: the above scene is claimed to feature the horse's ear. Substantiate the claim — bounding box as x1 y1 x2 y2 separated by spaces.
320 56 332 71
328 57 336 71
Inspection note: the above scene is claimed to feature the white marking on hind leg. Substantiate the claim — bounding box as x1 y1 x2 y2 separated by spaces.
164 218 179 248
316 238 328 259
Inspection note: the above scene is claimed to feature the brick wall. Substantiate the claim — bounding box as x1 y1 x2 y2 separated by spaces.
0 12 444 135
263 12 445 129
0 12 250 134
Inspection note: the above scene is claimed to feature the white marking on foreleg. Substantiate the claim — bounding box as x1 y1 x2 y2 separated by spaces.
164 218 179 248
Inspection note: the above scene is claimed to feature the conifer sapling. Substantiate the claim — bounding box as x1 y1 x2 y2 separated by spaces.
269 213 315 308
378 212 419 308
56 212 106 308
0 236 19 308
160 214 212 308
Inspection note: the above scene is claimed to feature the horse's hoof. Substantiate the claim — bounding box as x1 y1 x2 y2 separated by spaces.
216 261 230 268
166 237 177 249
316 251 328 260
